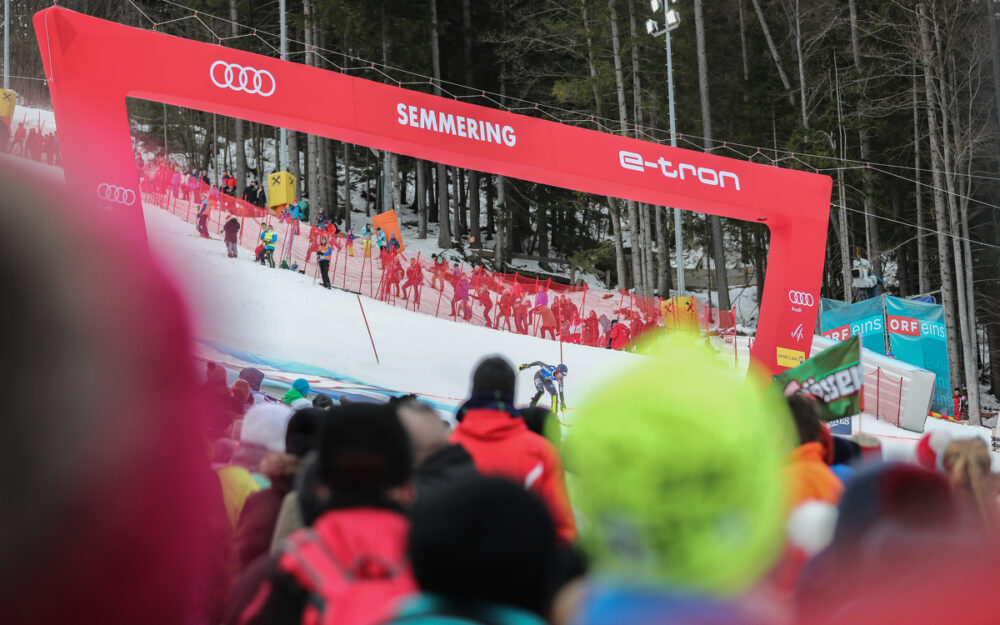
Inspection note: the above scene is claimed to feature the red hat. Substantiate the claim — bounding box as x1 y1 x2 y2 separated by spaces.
915 430 952 471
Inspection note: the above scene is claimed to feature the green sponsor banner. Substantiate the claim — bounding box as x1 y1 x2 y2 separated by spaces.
775 335 863 422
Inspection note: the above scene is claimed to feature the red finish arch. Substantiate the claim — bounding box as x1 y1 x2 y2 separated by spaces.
33 7 831 372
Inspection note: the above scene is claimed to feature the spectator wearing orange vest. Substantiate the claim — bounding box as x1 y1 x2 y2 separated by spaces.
785 394 844 509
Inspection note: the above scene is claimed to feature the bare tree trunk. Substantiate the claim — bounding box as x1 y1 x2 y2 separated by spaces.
792 0 809 128
451 168 462 241
609 0 642 293
848 0 880 278
342 143 352 229
627 0 654 297
931 8 979 422
582 0 625 288
229 0 248 198
834 60 852 302
431 0 451 248
606 199 627 290
913 65 929 294
495 175 508 269
304 0 320 212
461 0 481 249
750 0 795 105
918 2 962 398
318 30 337 215
416 160 427 238
987 0 1000 130
738 0 750 87
693 0 731 310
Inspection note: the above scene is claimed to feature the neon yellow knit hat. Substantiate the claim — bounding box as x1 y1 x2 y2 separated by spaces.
569 334 792 595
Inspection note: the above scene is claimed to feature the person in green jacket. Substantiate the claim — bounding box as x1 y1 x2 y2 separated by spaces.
281 378 310 406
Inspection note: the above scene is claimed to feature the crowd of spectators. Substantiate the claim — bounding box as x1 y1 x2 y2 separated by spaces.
6 121 60 163
6 161 1000 625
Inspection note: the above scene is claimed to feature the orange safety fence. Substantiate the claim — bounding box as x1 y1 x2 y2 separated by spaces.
142 162 736 350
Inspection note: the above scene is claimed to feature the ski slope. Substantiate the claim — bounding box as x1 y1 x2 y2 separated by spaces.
142 201 638 413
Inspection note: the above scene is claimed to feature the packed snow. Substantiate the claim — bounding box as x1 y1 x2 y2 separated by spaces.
142 200 637 414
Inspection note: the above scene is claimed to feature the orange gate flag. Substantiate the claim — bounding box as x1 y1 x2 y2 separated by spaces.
372 209 406 254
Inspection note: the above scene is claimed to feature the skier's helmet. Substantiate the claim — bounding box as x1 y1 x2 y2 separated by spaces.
557 364 568 376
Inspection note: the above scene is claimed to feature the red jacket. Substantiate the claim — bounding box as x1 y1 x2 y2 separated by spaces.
450 407 577 542
240 508 416 625
608 323 630 350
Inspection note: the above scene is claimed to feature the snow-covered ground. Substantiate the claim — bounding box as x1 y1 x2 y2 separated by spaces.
10 106 57 135
142 200 637 414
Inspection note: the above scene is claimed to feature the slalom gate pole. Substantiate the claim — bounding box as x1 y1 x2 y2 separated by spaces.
369 251 375 298
435 277 445 318
358 251 367 293
357 294 380 365
331 236 343 283
342 237 349 290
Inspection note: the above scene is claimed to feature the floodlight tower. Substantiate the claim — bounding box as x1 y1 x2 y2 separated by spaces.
646 0 684 294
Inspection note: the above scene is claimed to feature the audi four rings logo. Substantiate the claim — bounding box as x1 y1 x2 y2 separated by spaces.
788 290 815 309
96 183 136 205
210 60 276 97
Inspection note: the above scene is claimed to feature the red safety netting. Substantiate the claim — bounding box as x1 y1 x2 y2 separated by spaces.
142 162 736 350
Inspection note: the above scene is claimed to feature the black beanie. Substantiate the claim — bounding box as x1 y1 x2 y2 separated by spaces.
317 403 412 491
285 408 326 458
409 476 556 615
472 356 515 398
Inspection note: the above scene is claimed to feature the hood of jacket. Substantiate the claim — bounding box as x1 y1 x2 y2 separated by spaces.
453 406 528 443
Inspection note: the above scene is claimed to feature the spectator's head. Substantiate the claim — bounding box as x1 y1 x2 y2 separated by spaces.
285 408 326 458
240 403 294 453
0 163 219 623
471 355 516 399
396 398 450 468
292 378 310 397
311 392 334 410
313 403 412 509
521 406 561 449
915 430 953 471
831 462 958 553
237 367 264 391
409 477 556 615
569 335 792 595
942 438 998 537
787 393 823 445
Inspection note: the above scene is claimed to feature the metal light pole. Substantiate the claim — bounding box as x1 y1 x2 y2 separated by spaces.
648 1 685 294
279 0 288 170
4 0 10 90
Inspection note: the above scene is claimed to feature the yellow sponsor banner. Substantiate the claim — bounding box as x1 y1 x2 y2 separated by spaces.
0 89 15 121
776 346 806 369
267 170 297 208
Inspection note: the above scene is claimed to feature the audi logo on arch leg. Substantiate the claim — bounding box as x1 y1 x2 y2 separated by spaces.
787 291 815 307
210 61 276 97
96 183 136 205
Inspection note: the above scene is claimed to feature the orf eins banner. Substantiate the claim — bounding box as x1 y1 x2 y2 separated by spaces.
884 295 952 416
820 296 886 356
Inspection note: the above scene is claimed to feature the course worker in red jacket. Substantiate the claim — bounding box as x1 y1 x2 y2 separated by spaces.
606 318 631 350
450 357 577 543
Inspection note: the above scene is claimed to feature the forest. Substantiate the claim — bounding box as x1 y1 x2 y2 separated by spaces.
4 0 1000 417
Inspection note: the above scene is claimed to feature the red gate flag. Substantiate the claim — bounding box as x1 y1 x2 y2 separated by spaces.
33 7 831 373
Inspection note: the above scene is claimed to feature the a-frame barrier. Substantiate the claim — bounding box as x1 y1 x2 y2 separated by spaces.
33 7 831 373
